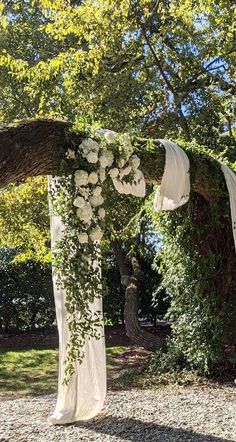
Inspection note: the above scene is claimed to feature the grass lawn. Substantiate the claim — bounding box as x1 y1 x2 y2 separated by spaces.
0 347 125 399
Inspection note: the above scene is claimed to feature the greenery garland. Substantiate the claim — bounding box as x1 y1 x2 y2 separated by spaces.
49 122 144 380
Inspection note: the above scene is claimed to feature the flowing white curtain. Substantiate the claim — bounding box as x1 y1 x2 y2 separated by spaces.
154 139 190 212
221 164 236 250
48 176 106 425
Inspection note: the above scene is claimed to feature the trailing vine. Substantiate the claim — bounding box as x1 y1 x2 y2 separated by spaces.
147 149 236 375
49 122 145 380
48 122 236 379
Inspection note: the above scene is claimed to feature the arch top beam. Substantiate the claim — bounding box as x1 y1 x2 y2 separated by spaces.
0 118 222 202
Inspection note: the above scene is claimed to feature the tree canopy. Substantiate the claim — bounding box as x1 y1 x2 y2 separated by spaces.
0 0 235 144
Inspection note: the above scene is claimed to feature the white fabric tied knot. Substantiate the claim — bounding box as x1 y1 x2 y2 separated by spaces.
154 139 190 212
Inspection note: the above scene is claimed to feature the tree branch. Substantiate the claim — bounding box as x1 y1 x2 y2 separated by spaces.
0 118 224 202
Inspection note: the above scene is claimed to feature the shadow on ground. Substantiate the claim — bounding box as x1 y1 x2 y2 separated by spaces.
79 416 233 442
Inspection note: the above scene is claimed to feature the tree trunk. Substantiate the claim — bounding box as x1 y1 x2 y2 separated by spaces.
113 242 166 351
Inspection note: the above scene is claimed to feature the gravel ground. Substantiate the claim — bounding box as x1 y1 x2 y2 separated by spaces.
0 386 235 442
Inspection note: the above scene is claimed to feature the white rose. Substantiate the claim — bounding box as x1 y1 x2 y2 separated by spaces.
88 172 98 185
78 232 88 244
98 208 106 219
103 130 118 144
90 226 103 242
80 138 100 155
86 152 98 164
93 186 102 197
99 168 106 183
90 195 104 207
109 168 119 178
130 155 140 169
66 148 76 159
73 196 85 208
74 170 88 187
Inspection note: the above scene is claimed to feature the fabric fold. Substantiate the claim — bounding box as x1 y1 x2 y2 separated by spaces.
154 139 190 212
111 169 146 198
221 164 236 250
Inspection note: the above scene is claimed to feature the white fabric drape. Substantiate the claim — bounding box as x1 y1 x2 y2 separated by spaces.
221 164 236 250
48 177 106 425
112 169 146 197
154 139 190 212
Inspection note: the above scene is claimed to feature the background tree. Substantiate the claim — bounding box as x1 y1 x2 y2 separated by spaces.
0 248 54 332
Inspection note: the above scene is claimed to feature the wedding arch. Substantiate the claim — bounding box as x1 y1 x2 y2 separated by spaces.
0 118 235 425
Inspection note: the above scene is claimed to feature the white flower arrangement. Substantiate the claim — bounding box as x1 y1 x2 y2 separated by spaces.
50 123 145 380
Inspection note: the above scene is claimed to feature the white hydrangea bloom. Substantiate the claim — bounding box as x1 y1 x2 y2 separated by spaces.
109 168 119 178
66 148 76 159
74 170 88 187
73 196 85 208
88 172 98 185
80 138 100 155
78 232 88 244
90 195 104 207
87 151 98 164
76 202 93 224
90 226 103 242
98 208 106 219
93 186 102 197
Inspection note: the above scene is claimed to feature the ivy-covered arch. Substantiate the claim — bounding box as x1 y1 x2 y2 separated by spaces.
0 118 236 424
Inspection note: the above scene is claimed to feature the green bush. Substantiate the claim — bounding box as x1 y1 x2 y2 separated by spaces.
0 249 55 332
